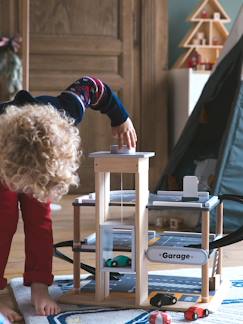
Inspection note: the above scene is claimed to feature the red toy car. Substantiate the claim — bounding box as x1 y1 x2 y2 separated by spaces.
184 306 209 321
149 310 172 324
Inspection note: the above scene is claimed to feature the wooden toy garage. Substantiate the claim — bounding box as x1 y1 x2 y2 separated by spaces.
58 150 229 312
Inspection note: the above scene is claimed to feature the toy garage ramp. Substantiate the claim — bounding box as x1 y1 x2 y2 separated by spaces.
156 6 243 232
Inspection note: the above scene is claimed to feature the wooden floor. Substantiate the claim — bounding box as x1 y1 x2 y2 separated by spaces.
1 194 243 323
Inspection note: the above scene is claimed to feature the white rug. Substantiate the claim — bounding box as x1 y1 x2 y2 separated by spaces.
10 267 243 324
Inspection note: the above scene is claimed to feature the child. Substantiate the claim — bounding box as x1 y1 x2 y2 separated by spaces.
0 76 137 322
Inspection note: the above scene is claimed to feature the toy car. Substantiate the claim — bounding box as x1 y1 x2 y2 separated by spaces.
184 306 209 321
150 293 177 307
105 255 131 267
149 310 172 324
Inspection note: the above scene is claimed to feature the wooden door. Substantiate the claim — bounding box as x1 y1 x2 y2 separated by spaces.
0 0 168 193
29 0 136 193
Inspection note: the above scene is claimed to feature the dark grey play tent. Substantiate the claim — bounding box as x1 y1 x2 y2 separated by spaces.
156 7 243 232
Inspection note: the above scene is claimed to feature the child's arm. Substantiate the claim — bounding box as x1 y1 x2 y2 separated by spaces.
63 76 129 126
0 77 137 148
62 76 137 148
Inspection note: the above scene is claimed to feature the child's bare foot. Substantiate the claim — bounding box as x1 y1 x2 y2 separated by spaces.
0 302 22 322
31 283 61 316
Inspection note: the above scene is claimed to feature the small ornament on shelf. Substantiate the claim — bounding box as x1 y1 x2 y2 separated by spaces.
212 36 219 46
197 32 205 40
188 49 202 70
193 38 200 45
203 59 214 71
201 38 207 45
192 32 208 46
169 217 183 231
197 63 206 71
213 12 221 20
201 9 208 19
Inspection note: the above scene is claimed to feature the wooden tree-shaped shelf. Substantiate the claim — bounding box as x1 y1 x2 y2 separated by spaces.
174 0 230 70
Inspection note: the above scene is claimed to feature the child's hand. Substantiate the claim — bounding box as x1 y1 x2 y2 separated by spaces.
112 117 137 149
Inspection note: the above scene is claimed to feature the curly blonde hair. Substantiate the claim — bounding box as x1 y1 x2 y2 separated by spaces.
0 103 81 202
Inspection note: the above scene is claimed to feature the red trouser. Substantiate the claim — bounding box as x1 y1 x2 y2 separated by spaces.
0 184 54 289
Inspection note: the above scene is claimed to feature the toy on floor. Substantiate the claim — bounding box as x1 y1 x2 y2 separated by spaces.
150 293 177 307
149 310 172 324
184 306 209 321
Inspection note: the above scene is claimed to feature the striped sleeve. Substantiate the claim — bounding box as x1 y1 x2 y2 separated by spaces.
63 76 129 127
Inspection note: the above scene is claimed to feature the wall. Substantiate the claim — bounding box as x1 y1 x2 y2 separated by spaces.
169 0 243 68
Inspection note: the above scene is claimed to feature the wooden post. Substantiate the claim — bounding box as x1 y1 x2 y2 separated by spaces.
201 210 210 303
73 205 81 294
135 158 149 306
216 202 223 275
95 171 110 301
21 0 30 90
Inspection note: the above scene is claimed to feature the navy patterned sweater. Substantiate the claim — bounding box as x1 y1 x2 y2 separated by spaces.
0 76 128 126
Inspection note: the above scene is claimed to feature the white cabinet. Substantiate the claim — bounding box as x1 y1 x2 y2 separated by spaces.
170 68 210 146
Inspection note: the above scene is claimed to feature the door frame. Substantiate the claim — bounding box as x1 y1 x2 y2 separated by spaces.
140 0 168 189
